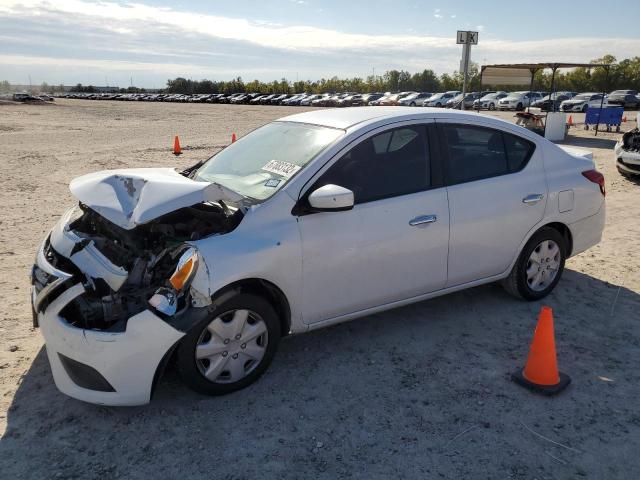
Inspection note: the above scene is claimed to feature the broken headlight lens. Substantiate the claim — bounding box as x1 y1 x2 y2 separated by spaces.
169 248 198 291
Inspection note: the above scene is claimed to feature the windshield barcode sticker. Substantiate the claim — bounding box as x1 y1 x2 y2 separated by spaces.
262 160 301 178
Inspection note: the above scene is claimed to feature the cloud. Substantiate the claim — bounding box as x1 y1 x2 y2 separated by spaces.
1 0 639 85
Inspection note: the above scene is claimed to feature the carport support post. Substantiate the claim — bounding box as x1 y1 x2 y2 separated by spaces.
594 65 610 137
543 67 557 138
477 66 485 113
527 68 537 114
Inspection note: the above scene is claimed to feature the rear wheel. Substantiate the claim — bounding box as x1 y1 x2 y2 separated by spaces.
502 227 566 301
177 293 280 395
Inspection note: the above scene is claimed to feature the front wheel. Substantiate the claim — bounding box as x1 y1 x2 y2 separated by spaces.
489 103 495 110
502 227 566 301
177 293 281 395
582 104 588 113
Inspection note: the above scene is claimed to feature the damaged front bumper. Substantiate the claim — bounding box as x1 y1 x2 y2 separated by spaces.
615 133 640 176
31 237 185 406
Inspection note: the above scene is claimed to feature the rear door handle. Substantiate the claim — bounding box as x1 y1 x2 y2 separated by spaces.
409 215 437 226
522 194 544 205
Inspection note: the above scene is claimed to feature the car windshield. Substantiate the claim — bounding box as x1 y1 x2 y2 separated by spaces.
196 122 343 201
574 95 591 100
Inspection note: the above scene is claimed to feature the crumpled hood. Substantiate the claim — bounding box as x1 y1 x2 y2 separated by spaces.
70 168 244 230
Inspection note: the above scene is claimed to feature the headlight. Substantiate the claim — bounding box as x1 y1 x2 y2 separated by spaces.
169 248 198 291
149 247 199 316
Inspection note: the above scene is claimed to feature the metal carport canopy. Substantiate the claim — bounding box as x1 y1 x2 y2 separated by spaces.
479 62 613 136
480 62 611 86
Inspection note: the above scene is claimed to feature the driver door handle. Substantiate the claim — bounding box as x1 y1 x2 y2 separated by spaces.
409 215 437 226
522 194 544 205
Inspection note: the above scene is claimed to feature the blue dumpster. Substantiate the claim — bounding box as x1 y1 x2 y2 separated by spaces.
584 106 624 132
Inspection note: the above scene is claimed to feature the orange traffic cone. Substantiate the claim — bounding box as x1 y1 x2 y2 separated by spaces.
231 132 237 143
567 115 573 127
622 116 627 123
511 306 571 395
173 135 182 155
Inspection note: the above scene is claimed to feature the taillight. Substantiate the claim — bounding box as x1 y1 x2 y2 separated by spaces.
582 169 606 196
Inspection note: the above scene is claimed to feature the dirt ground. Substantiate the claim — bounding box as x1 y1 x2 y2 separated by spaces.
0 100 639 479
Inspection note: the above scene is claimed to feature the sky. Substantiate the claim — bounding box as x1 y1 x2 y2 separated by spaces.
1 0 639 88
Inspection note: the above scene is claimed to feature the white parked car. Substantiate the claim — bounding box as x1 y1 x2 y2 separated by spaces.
398 92 433 106
422 91 460 107
474 91 508 110
498 91 543 110
32 107 606 405
560 93 608 113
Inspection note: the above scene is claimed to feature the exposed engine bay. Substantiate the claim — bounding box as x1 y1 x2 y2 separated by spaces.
47 201 242 332
615 127 640 176
621 128 640 153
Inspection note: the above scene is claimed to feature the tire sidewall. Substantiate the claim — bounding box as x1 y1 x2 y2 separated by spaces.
177 293 281 395
514 228 567 300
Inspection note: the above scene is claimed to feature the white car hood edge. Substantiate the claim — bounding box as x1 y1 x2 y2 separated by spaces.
69 168 244 230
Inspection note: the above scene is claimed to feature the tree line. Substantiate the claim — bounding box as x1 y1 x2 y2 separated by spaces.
3 54 638 96
165 55 640 95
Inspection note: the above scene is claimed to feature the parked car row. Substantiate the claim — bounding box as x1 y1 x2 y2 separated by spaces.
55 89 640 110
12 92 54 102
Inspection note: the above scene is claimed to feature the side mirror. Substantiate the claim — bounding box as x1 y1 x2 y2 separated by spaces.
308 184 354 212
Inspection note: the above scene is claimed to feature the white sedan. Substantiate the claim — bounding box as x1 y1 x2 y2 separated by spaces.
560 92 608 113
31 107 606 405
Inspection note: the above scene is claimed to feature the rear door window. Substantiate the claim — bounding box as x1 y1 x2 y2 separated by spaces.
441 125 535 185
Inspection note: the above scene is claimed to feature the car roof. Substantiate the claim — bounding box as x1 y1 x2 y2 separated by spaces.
278 106 517 130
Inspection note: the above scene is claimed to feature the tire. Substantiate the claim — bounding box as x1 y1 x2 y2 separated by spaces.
489 103 495 111
582 104 588 113
502 227 566 301
436 102 441 107
177 293 281 395
516 103 524 111
410 102 416 107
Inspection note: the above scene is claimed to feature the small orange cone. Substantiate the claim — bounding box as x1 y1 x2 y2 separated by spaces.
511 306 571 395
231 132 237 143
622 115 627 123
173 135 182 155
567 115 573 127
